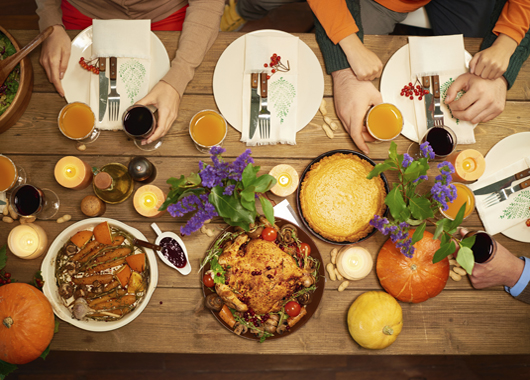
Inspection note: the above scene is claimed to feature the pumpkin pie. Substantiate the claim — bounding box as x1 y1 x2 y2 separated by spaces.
300 153 386 242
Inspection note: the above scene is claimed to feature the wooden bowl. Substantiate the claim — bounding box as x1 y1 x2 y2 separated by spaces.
0 26 33 134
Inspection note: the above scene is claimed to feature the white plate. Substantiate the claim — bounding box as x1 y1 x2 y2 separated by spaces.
380 44 473 142
41 217 159 332
62 26 170 104
213 29 324 133
483 132 530 242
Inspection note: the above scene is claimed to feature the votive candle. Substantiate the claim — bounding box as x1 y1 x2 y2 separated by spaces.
447 149 486 182
8 224 48 260
133 185 166 218
54 156 93 190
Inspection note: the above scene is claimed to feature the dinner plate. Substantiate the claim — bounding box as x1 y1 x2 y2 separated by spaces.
201 217 325 341
296 149 389 245
380 44 474 142
212 29 324 133
483 132 530 242
41 217 159 332
62 26 170 104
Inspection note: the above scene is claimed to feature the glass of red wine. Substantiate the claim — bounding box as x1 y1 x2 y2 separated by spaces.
462 230 497 264
122 105 162 151
408 125 457 159
10 184 60 220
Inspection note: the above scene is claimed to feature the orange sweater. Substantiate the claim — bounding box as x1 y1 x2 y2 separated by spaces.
308 0 530 45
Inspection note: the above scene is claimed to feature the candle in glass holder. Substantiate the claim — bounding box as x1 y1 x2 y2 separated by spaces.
8 224 48 259
447 149 486 182
133 185 166 218
54 156 93 190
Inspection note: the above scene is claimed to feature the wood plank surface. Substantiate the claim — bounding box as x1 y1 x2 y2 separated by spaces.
1 30 529 356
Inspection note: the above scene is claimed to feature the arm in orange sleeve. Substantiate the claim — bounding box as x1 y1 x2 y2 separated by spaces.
307 0 359 44
493 0 530 44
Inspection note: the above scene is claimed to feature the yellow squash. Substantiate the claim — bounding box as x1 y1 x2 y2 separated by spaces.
347 291 403 350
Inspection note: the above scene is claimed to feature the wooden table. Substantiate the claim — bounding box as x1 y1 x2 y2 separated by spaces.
1 30 529 355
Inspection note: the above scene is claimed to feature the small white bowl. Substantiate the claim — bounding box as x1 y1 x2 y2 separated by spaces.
151 223 191 275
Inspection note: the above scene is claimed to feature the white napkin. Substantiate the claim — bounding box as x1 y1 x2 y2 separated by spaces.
90 20 151 130
468 156 530 235
241 34 298 146
408 35 475 144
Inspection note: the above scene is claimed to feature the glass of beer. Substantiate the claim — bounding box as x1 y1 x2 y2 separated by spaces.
58 102 100 144
122 105 162 151
189 109 227 153
0 155 26 192
10 184 60 220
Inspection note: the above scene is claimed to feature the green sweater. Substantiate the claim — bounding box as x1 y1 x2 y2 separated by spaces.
314 0 530 89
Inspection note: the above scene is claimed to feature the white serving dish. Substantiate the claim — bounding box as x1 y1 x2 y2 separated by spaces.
151 223 191 275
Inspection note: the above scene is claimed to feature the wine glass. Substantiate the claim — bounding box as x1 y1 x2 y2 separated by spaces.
58 102 100 146
10 184 60 220
0 154 27 192
408 125 457 159
122 105 162 151
439 183 476 221
462 230 497 264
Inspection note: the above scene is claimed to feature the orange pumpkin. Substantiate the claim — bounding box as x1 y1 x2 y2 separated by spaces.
0 283 55 364
376 230 449 303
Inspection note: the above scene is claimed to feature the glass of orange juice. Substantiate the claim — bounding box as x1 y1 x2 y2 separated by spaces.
366 103 403 141
440 183 475 220
58 102 99 144
0 155 27 192
189 110 227 153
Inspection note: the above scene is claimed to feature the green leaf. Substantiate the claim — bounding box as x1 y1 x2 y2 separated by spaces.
209 187 255 226
367 162 393 179
0 359 18 380
434 219 448 240
448 202 467 231
0 245 6 271
210 256 225 284
40 344 51 360
388 141 398 161
432 240 456 263
31 271 44 290
177 188 206 202
456 246 475 275
260 196 275 225
403 161 422 182
54 319 60 333
460 235 476 249
411 222 426 246
250 174 277 193
240 186 256 203
166 175 187 189
242 163 260 188
409 195 434 220
240 196 257 213
385 186 407 221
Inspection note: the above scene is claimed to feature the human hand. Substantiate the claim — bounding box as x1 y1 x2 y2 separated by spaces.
39 25 71 97
458 228 525 289
445 73 507 124
469 33 517 80
135 81 180 144
331 69 382 155
339 33 383 81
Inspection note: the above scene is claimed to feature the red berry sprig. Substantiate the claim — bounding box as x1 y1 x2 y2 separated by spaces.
79 56 100 75
0 270 12 286
400 82 429 101
263 53 290 79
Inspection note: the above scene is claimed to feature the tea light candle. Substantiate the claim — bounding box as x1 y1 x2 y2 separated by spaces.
447 149 486 182
269 164 299 197
133 185 166 218
336 246 373 281
54 156 93 190
8 224 48 260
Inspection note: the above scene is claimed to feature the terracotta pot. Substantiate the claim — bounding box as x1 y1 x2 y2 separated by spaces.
0 26 34 134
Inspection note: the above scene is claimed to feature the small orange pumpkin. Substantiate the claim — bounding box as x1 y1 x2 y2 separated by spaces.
376 230 449 303
0 283 55 364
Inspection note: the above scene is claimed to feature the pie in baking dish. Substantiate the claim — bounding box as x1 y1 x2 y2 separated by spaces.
299 153 386 242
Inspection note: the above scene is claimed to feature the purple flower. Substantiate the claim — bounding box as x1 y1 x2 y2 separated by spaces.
223 184 235 195
370 215 390 231
209 146 225 156
168 193 218 235
420 142 435 160
402 153 413 168
413 175 428 184
228 149 254 181
438 161 455 175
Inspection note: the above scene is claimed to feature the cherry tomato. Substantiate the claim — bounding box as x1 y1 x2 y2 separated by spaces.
262 227 277 241
202 273 214 288
285 301 301 318
297 243 311 256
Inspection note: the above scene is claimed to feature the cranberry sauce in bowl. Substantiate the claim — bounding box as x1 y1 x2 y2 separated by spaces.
159 237 187 268
151 223 191 275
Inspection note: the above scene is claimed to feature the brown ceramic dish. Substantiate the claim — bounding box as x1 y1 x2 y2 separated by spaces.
0 26 33 134
201 217 325 341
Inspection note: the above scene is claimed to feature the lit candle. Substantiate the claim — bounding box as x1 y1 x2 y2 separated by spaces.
133 185 166 218
447 149 486 182
336 246 373 281
8 224 48 260
54 156 93 190
268 164 299 197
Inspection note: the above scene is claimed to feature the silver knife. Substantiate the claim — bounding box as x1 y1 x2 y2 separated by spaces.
473 168 530 195
422 76 434 129
249 73 259 139
98 57 108 122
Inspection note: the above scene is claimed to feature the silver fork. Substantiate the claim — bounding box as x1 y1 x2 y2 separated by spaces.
484 180 530 208
108 57 120 121
432 74 444 127
258 72 270 139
